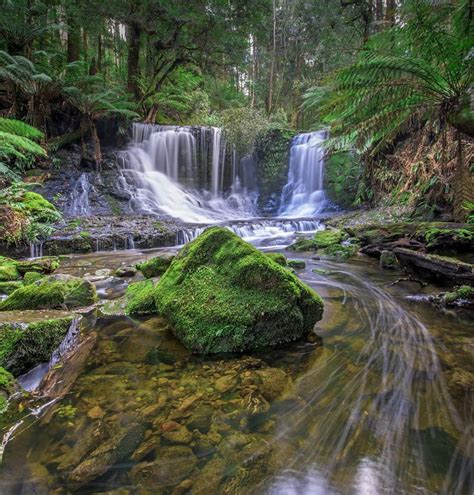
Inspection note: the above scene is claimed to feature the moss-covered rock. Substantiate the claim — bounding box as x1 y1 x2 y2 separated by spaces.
14 257 60 275
380 250 399 269
23 271 44 284
287 237 319 252
0 366 14 414
136 254 175 278
0 317 73 376
0 263 20 282
0 281 23 295
0 274 96 311
442 285 474 306
125 280 157 315
266 253 288 266
287 259 306 269
322 243 358 261
313 229 344 248
153 227 324 354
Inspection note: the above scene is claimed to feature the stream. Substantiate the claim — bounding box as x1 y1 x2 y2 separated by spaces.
0 244 472 494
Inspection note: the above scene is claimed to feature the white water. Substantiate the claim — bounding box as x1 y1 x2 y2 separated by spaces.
67 173 93 217
279 131 327 217
118 124 257 223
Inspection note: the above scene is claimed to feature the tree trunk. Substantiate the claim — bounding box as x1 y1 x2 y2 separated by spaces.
452 133 474 221
145 105 158 124
90 120 102 169
385 0 396 26
127 22 141 98
66 11 81 63
97 34 103 72
267 0 277 114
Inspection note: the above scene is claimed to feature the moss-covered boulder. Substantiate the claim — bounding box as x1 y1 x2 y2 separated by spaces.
266 253 288 266
136 254 175 278
0 274 96 311
23 271 44 284
14 257 60 275
153 227 324 354
0 317 73 376
313 229 344 248
288 229 344 252
0 262 20 281
125 280 157 315
0 281 23 295
287 259 306 269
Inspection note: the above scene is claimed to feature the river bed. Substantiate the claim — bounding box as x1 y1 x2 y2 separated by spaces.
0 246 472 494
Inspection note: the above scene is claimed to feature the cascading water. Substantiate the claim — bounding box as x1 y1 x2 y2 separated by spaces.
66 173 93 217
279 130 327 217
118 123 257 223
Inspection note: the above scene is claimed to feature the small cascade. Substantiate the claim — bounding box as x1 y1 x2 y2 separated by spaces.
29 241 44 259
67 173 93 217
279 130 327 217
118 123 257 223
176 218 322 246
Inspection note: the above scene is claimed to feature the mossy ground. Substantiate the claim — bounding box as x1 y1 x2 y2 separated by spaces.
154 227 323 354
0 317 73 376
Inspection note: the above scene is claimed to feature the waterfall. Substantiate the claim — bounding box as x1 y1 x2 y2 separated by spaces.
279 130 327 217
67 173 93 217
118 123 257 223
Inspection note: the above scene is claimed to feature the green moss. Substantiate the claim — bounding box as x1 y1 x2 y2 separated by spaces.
125 280 157 315
324 152 362 208
105 194 122 216
266 253 287 266
79 231 91 239
136 254 175 279
0 366 13 391
313 229 343 248
23 271 44 284
14 257 60 275
0 281 23 295
422 226 474 249
287 259 306 269
0 317 73 376
443 285 474 304
0 263 21 282
0 275 97 311
322 243 357 261
154 227 324 354
287 238 319 252
457 285 474 299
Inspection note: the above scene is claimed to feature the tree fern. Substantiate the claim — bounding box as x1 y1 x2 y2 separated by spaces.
304 0 473 154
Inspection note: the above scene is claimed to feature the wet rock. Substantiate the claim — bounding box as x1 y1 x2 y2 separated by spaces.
172 479 193 495
255 368 289 401
95 268 112 277
130 446 197 490
58 420 109 473
154 227 323 353
186 404 214 433
20 463 52 495
115 266 137 277
190 457 226 495
161 421 181 432
214 375 235 394
380 250 399 269
162 426 193 445
87 405 105 420
131 435 161 462
68 422 145 487
287 259 305 269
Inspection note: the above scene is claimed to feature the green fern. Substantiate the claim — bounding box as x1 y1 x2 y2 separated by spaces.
304 0 473 154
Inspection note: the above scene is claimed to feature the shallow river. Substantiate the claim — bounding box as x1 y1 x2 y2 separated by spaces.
0 244 472 494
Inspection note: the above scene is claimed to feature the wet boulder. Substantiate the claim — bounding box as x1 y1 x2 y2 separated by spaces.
0 274 96 311
125 280 157 315
153 227 324 354
130 446 197 491
266 253 288 266
0 317 74 376
136 253 175 278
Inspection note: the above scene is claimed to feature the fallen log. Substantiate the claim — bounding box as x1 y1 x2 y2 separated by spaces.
393 248 474 285
360 238 425 258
